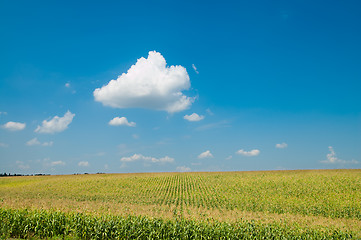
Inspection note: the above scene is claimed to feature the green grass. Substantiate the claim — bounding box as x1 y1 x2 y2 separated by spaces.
1 169 360 239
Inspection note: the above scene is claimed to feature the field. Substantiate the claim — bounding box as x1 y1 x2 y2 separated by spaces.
1 169 360 239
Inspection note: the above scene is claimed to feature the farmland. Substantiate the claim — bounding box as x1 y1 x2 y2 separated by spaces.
1 169 360 239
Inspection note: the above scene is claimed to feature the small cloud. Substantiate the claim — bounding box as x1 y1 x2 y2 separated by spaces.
236 149 260 157
184 113 205 122
42 141 53 146
120 154 174 163
0 111 7 115
206 108 214 116
94 51 194 113
16 161 30 170
191 162 201 166
321 146 359 164
192 64 199 74
198 150 213 159
64 83 76 94
156 138 172 145
50 161 65 166
35 111 75 134
276 143 288 149
176 166 191 172
132 134 139 139
0 142 9 148
196 120 230 131
2 121 26 131
109 117 136 127
26 137 53 146
26 138 40 146
185 113 205 122
226 155 233 160
78 161 89 167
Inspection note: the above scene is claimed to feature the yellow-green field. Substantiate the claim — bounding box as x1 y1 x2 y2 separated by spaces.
1 169 360 239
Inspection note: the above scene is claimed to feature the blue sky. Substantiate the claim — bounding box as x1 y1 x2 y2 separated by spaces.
1 0 360 174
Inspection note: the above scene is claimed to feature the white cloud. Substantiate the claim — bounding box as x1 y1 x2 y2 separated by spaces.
35 111 75 134
120 154 174 163
65 83 70 88
184 113 205 122
176 166 191 172
109 117 136 127
26 138 40 146
236 149 260 157
42 141 54 146
26 137 53 146
226 155 233 160
0 111 7 115
198 150 213 159
192 64 199 74
0 142 9 148
78 161 89 167
321 146 359 164
2 121 26 131
276 143 288 149
50 161 65 166
93 51 194 113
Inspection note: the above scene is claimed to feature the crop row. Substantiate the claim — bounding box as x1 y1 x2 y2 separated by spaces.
110 172 361 219
0 208 355 239
1 170 360 220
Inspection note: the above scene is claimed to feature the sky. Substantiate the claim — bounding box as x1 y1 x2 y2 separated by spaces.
1 0 360 174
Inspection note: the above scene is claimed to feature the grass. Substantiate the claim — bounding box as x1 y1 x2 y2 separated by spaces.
0 169 360 239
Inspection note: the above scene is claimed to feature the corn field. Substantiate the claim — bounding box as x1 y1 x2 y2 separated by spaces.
0 208 354 239
0 169 360 239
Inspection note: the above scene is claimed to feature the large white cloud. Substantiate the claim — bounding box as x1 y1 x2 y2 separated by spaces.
184 113 204 122
236 149 260 157
321 146 358 164
109 117 136 127
198 150 213 159
35 111 75 134
94 51 194 113
2 121 26 131
120 153 174 163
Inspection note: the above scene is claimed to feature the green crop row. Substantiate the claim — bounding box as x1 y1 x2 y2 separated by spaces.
0 208 354 239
